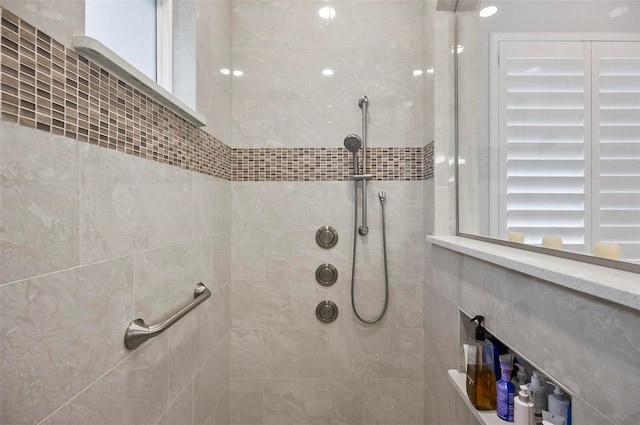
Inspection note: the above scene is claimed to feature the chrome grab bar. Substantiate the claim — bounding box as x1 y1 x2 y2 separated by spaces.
124 282 211 350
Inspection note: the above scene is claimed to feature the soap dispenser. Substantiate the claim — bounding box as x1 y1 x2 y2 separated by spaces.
514 385 534 425
528 371 548 425
511 362 528 388
547 382 569 421
465 315 497 410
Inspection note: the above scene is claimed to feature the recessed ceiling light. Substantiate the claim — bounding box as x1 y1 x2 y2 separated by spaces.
322 69 334 76
233 70 244 76
318 6 336 20
609 5 630 18
413 69 423 76
220 68 230 75
426 68 434 74
479 6 498 17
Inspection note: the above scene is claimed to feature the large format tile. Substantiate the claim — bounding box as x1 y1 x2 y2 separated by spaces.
262 379 363 425
157 381 194 425
231 379 264 425
0 257 133 425
80 144 192 264
231 231 265 279
0 121 79 284
231 279 296 329
44 334 169 425
231 329 329 379
363 379 424 425
192 175 231 238
194 334 230 425
329 329 423 379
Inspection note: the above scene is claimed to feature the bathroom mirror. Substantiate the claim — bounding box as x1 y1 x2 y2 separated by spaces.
455 0 640 270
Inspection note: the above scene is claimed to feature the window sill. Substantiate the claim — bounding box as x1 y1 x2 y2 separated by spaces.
427 235 640 312
72 36 206 127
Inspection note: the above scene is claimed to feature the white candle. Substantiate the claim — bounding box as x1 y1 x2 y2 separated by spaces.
593 242 621 260
508 231 525 243
542 236 563 250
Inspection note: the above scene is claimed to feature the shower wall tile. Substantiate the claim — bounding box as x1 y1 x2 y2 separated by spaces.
158 381 194 425
231 231 265 279
328 328 423 379
194 334 230 425
230 329 329 379
0 121 79 284
232 182 330 231
192 175 231 238
231 379 264 425
363 379 424 425
262 379 363 425
207 386 231 425
44 334 169 425
231 279 296 329
80 144 193 265
0 256 133 425
212 232 232 292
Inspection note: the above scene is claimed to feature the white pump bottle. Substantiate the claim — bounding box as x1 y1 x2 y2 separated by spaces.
514 384 534 425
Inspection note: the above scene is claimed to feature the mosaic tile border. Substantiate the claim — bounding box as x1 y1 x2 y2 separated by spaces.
0 7 231 180
232 147 425 182
0 7 434 183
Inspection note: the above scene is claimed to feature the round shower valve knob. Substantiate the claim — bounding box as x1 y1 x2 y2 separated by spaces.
315 300 338 323
315 226 338 249
315 263 338 286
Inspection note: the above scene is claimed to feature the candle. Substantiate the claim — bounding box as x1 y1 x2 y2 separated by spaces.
508 231 525 243
542 236 563 250
592 243 621 260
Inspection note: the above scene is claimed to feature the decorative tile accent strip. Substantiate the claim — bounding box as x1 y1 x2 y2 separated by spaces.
0 8 434 183
0 7 231 180
232 147 424 182
424 141 434 180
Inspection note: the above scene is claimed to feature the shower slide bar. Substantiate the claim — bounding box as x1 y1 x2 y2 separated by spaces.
124 282 211 350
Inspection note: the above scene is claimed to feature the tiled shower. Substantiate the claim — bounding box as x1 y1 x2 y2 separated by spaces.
2 1 638 425
0 0 436 424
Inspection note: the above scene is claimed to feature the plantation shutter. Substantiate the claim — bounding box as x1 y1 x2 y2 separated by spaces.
497 41 591 253
592 42 640 263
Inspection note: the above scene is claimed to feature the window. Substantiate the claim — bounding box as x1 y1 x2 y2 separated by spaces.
85 0 173 91
492 37 640 263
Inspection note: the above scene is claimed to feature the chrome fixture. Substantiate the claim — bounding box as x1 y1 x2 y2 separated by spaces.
316 300 339 323
358 95 369 236
315 263 338 286
316 225 338 249
345 96 390 325
124 282 211 350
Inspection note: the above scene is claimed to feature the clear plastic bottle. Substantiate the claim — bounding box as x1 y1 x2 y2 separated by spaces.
465 316 497 410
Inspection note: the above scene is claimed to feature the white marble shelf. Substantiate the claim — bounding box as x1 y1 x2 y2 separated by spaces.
427 236 640 312
448 369 507 425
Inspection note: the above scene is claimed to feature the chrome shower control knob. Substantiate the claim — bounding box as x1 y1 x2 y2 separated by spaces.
315 226 338 249
315 264 338 286
316 300 338 323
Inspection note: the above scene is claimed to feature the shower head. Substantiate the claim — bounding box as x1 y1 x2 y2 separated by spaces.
343 134 362 152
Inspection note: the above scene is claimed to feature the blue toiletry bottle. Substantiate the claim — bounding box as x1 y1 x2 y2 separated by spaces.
497 359 515 422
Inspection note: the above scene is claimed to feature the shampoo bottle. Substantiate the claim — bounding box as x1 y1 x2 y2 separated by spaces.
514 385 534 425
528 371 548 425
497 355 515 422
465 315 497 410
547 382 569 421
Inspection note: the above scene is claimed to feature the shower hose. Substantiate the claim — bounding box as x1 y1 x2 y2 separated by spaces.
350 187 390 324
